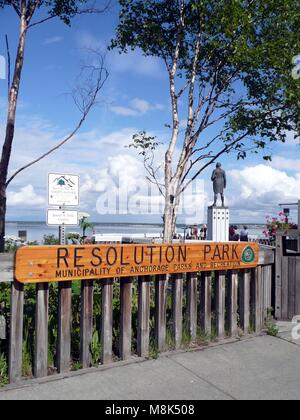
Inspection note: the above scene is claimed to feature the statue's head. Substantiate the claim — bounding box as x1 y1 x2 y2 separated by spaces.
216 162 222 168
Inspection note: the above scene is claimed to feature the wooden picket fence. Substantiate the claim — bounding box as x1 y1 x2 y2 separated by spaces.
275 231 300 320
4 246 274 384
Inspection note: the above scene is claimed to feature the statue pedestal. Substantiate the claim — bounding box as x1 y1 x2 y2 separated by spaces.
207 206 230 242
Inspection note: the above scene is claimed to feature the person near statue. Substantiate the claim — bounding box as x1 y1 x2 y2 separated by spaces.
211 163 227 207
240 226 249 242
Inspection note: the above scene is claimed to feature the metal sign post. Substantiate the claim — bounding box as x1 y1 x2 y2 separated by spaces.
59 225 66 246
47 174 80 246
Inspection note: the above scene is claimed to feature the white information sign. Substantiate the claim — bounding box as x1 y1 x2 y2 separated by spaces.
47 209 79 226
48 173 79 207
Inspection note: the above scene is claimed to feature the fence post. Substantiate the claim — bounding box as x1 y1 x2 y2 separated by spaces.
9 281 24 383
296 258 300 316
34 283 49 378
155 275 168 352
80 280 94 369
172 274 183 349
275 235 283 319
200 272 212 337
57 281 72 374
186 273 198 340
101 278 113 365
240 270 251 333
251 267 263 333
137 276 151 358
228 271 238 337
215 271 226 339
120 278 133 360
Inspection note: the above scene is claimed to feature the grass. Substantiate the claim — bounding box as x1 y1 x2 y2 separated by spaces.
0 353 8 387
265 308 279 337
71 361 83 372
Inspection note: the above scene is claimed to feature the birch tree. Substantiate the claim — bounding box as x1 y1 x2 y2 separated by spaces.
112 0 300 242
0 0 110 252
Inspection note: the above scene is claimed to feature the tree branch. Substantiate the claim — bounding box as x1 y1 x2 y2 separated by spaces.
179 132 250 195
27 1 112 29
6 52 108 187
5 34 11 98
26 0 40 23
11 0 21 18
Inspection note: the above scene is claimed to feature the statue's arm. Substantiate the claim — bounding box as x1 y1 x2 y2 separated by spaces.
224 171 227 189
211 170 216 181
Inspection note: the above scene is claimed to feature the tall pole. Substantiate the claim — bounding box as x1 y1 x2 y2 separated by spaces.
59 225 66 246
298 199 300 252
59 206 66 245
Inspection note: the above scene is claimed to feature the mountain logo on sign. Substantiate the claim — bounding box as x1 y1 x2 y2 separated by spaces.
54 176 75 189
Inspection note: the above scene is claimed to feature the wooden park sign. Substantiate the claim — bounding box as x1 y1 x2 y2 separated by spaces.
14 242 260 284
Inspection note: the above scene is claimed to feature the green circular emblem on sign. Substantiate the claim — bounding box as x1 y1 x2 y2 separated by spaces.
242 246 256 264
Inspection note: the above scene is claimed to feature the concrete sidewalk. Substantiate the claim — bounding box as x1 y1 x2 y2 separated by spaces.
1 332 300 400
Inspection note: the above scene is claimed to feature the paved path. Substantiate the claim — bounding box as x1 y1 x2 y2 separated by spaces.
1 331 300 400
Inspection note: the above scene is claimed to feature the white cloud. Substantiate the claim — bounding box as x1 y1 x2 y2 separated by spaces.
269 155 300 172
110 49 164 78
44 36 63 45
5 112 300 224
109 106 140 117
110 98 165 117
283 130 300 146
76 32 103 50
226 164 300 221
0 55 5 80
76 32 165 79
8 185 45 207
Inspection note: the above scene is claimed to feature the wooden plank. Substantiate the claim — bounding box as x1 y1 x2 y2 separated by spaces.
186 273 198 340
155 275 168 352
268 265 273 310
295 258 300 316
288 258 296 321
261 266 267 325
227 271 238 337
276 229 299 237
259 246 275 265
80 280 94 369
275 235 283 319
101 278 113 365
120 278 133 360
137 276 151 358
15 243 260 284
34 283 49 378
264 266 268 319
251 267 262 332
9 281 24 383
200 272 212 337
215 271 226 339
240 270 251 333
172 274 183 349
0 253 14 283
281 257 289 320
57 281 72 373
264 265 272 315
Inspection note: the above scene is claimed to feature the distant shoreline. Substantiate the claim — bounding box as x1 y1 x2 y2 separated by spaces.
6 221 265 226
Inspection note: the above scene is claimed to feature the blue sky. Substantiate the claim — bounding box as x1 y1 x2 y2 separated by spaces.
0 2 300 225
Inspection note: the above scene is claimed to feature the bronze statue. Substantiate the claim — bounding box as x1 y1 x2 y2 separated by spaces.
211 163 227 207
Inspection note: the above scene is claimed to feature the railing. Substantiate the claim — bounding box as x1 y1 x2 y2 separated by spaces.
0 245 274 384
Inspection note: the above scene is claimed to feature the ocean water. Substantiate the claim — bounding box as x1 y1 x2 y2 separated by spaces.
5 221 266 243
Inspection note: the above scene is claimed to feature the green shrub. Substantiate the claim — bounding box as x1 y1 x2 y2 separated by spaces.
0 353 8 386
